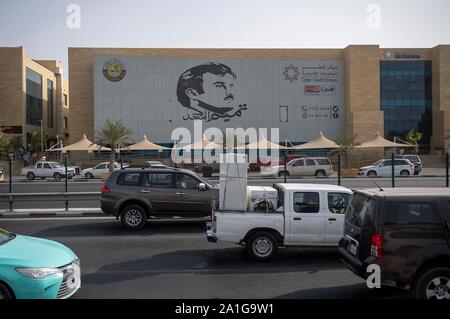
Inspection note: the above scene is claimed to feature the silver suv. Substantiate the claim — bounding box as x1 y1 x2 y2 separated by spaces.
261 157 333 178
100 168 219 230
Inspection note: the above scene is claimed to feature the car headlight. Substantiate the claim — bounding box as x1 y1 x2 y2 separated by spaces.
16 267 62 279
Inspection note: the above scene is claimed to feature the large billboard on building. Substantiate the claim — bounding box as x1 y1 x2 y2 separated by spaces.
94 55 346 144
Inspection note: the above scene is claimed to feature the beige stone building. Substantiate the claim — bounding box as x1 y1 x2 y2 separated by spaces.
0 47 69 150
68 45 450 152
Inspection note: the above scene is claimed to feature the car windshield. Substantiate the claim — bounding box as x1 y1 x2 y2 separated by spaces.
405 156 418 163
372 160 383 166
0 228 16 245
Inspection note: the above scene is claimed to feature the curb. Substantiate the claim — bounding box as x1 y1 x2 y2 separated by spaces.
0 210 106 218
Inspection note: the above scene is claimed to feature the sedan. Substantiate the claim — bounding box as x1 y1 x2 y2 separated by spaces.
0 228 81 299
81 162 129 179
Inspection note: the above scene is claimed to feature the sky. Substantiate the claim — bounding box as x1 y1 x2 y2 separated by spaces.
0 0 449 79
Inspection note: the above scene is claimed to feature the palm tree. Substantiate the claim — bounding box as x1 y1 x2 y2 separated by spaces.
334 134 357 169
406 129 422 155
95 119 133 172
30 131 51 156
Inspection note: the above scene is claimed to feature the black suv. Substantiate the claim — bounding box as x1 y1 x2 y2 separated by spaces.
101 168 219 230
339 188 450 299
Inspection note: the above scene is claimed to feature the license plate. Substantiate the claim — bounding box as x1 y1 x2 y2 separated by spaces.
349 244 357 255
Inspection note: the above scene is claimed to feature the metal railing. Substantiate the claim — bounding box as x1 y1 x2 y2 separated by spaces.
0 192 101 211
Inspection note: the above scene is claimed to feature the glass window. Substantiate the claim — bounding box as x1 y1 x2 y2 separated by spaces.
293 192 320 213
316 158 331 165
385 201 441 225
292 159 304 167
305 159 316 166
96 164 107 170
147 173 173 188
63 94 68 106
328 193 352 214
36 163 42 169
26 68 43 126
117 172 141 186
346 194 376 228
47 79 54 129
64 117 68 129
382 160 392 166
43 163 52 169
380 61 432 150
176 174 200 189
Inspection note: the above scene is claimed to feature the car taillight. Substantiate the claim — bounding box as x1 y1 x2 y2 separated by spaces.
101 185 110 193
371 233 383 259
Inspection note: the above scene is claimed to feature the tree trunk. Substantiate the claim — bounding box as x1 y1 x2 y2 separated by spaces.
109 147 116 172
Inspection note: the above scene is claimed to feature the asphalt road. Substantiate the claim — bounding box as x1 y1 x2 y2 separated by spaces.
0 175 448 210
0 217 410 299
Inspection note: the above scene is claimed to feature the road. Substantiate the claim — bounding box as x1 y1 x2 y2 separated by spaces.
0 217 410 299
0 174 448 210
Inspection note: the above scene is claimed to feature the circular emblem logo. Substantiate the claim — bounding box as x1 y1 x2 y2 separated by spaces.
103 59 126 82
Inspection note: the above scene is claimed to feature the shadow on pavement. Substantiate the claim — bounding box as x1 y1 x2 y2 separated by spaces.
274 283 410 299
81 247 343 285
32 219 208 238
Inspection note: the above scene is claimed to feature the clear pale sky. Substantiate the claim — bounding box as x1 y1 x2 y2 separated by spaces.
1 0 449 78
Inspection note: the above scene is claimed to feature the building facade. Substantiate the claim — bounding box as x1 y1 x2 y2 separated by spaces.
68 45 450 152
0 47 69 150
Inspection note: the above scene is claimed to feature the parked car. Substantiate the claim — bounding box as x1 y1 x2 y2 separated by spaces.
395 154 422 175
81 162 129 179
0 166 3 177
100 167 219 230
0 228 81 299
357 158 414 177
207 183 352 261
339 188 450 299
21 161 76 181
143 161 169 168
260 157 333 178
193 162 220 177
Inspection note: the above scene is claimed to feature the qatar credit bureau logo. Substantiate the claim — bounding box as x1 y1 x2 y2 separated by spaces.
103 58 126 82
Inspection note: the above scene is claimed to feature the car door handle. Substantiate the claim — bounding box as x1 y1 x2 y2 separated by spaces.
293 217 302 221
140 190 151 193
328 218 337 221
176 192 186 195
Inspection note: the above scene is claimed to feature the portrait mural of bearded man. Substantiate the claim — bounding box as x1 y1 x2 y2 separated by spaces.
176 62 248 122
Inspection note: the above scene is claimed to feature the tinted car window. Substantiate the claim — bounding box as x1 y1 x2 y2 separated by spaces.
97 164 107 169
316 159 330 165
150 173 174 188
328 193 352 214
36 163 42 169
382 160 392 166
405 155 419 163
305 159 316 166
293 192 319 213
117 172 141 186
176 173 200 189
394 160 408 166
292 160 304 167
346 194 376 228
44 163 52 169
385 201 441 225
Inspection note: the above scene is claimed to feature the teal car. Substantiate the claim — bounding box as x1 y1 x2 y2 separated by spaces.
0 228 80 299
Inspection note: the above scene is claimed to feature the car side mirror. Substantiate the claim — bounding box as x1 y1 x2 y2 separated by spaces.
198 183 207 191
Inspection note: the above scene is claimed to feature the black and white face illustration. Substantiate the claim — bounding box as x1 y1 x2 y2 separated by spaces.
177 62 247 121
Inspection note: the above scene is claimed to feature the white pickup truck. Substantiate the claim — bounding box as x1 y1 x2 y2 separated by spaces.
21 161 76 181
207 183 353 261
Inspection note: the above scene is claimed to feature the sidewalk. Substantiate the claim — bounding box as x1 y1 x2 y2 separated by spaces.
0 208 105 218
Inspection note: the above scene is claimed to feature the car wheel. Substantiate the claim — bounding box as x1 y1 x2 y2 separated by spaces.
85 172 94 179
278 171 289 178
27 172 35 180
414 171 420 176
120 205 147 230
315 170 326 177
367 171 377 177
0 282 13 299
246 231 278 262
413 267 450 299
53 173 62 181
400 170 410 176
